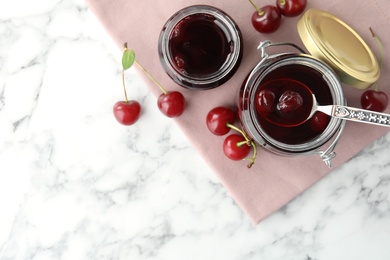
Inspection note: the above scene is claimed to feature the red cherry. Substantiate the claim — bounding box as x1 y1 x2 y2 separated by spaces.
223 134 251 161
309 111 330 132
157 91 186 118
113 100 141 125
206 106 236 136
276 90 303 117
361 90 388 113
276 0 307 17
255 89 276 115
251 5 282 34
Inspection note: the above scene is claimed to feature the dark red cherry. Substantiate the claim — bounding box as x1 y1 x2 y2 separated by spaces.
223 134 251 161
173 53 187 71
309 111 330 132
113 100 141 125
251 5 282 34
276 0 307 17
255 89 276 115
158 91 186 118
361 90 388 113
276 90 303 117
206 106 236 136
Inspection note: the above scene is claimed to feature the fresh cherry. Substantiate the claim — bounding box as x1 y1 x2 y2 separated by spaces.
276 90 303 117
134 54 186 118
223 134 251 161
255 89 276 115
361 90 388 113
114 43 141 126
251 5 282 33
113 100 141 125
173 53 186 71
276 0 307 17
157 91 186 118
207 117 257 167
309 111 330 132
206 106 236 136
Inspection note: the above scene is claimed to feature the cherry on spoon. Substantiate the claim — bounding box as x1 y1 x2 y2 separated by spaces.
256 79 313 127
263 79 390 128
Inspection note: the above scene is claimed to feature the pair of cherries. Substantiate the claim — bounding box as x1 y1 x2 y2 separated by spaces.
206 106 257 168
250 0 307 33
113 44 186 125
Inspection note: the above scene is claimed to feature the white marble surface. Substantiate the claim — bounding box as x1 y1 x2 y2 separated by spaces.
1 0 390 259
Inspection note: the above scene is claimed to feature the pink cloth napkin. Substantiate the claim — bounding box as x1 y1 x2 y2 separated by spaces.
87 0 390 223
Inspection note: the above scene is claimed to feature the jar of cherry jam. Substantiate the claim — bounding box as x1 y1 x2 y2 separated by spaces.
238 9 380 167
238 41 346 167
158 5 243 90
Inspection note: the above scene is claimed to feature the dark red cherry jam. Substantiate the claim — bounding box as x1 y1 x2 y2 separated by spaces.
254 64 332 145
159 5 243 90
169 14 230 76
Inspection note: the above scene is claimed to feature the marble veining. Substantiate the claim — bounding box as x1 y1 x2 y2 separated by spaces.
1 0 390 259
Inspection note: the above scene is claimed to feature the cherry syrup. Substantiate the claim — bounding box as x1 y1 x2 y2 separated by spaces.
254 64 332 145
169 13 231 76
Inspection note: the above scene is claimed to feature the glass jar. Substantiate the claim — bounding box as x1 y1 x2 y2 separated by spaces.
158 5 243 90
238 8 381 167
238 41 346 167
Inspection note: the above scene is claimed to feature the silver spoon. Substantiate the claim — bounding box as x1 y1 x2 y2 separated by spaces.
260 79 390 128
305 94 390 128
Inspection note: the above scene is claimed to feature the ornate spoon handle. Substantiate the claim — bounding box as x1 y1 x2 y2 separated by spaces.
330 105 390 127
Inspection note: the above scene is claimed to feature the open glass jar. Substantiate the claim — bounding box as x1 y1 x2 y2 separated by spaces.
238 41 346 167
238 9 380 167
158 5 243 90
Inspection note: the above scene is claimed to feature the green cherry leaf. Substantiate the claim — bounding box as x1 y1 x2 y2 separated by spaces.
122 48 135 70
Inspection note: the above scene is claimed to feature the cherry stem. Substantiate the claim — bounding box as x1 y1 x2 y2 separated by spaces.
370 27 383 92
248 0 264 15
245 140 257 168
226 123 257 168
121 70 129 103
237 140 250 147
121 45 129 103
135 59 168 95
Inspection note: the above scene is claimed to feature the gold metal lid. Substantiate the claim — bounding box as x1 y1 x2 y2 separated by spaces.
297 9 380 89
